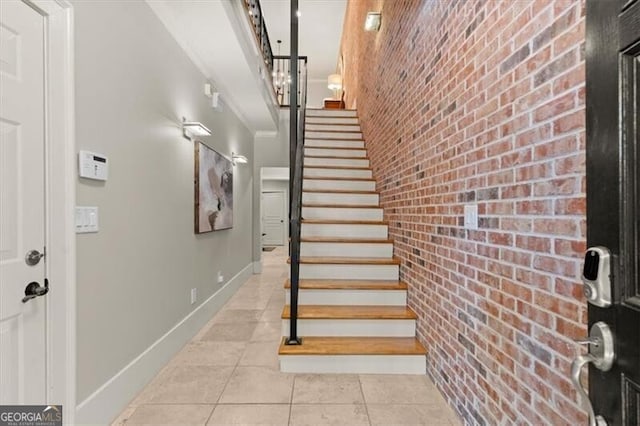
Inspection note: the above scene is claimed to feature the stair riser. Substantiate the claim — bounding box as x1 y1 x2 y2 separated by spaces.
298 264 399 280
305 124 361 132
285 289 406 305
279 355 426 375
300 242 393 258
304 148 367 158
306 131 362 140
301 223 388 239
301 207 383 221
307 109 357 117
303 179 376 192
302 192 378 206
305 139 364 149
281 319 414 337
305 157 370 168
306 117 359 125
304 168 373 179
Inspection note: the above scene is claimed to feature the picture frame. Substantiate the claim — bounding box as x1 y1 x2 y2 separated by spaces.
194 142 233 233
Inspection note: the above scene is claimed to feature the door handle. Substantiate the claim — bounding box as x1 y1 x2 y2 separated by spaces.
571 321 614 426
22 279 49 303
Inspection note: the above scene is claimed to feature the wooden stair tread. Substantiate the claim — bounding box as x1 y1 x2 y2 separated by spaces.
306 121 359 125
284 279 407 290
306 129 362 133
302 219 387 225
305 137 365 142
303 189 377 194
282 305 416 320
304 146 365 151
278 336 426 356
288 256 400 265
303 166 372 171
305 155 368 160
301 237 392 243
302 203 380 208
303 177 375 182
307 108 358 111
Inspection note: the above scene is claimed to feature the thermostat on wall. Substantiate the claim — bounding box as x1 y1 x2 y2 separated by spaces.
78 150 108 181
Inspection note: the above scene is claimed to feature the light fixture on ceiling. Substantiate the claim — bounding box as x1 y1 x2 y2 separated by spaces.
182 118 211 140
327 74 342 100
232 152 248 166
364 12 382 32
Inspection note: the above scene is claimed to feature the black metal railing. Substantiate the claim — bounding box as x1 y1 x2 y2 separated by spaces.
286 0 306 346
273 55 307 107
242 0 274 83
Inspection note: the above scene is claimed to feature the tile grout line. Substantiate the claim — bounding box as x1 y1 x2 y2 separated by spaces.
358 375 373 426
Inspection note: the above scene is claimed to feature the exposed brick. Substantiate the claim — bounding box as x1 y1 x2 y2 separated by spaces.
500 43 531 74
534 49 577 87
340 0 586 423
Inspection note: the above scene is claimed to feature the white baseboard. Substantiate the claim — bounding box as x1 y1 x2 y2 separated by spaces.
253 260 262 273
75 263 253 425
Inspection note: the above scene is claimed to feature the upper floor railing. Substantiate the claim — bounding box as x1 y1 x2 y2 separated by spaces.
241 0 307 108
242 0 274 86
274 55 307 107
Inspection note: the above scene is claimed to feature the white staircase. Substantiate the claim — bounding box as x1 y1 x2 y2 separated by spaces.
278 108 427 375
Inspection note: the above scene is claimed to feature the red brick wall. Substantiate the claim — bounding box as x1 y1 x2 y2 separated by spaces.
339 1 586 424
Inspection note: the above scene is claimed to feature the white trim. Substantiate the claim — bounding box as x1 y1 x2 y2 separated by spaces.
253 260 263 274
75 263 253 425
26 0 76 422
279 355 426 375
281 319 415 337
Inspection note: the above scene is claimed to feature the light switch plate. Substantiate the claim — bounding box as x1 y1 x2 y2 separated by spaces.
464 204 478 230
75 206 99 233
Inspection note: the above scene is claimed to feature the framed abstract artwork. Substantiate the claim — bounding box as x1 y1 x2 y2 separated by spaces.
194 142 233 233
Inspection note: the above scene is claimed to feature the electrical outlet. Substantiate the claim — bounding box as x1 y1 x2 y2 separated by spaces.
190 288 197 305
464 204 478 230
217 271 224 284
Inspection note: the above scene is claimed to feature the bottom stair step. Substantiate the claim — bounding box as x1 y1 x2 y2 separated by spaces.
278 336 427 374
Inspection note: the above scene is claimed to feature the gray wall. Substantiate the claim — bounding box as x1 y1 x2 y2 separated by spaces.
252 111 290 263
307 79 331 108
73 0 254 402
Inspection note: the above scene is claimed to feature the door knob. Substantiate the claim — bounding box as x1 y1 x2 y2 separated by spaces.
571 321 614 426
22 279 49 303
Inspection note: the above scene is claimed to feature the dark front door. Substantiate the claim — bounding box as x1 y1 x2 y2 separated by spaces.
586 0 640 424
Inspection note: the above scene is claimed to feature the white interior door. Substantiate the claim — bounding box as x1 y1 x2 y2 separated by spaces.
0 0 47 405
262 191 285 246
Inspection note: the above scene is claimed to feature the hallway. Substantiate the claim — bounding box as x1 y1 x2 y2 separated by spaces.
112 247 459 425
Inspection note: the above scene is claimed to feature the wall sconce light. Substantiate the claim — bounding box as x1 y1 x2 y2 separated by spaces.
364 12 382 32
182 117 212 140
327 74 342 100
232 152 248 166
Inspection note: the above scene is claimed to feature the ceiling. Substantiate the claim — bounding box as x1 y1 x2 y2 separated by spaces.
146 0 346 133
260 0 347 81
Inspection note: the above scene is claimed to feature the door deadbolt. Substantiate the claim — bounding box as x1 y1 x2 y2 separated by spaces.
25 250 44 266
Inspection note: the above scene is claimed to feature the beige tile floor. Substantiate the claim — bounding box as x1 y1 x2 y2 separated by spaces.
112 247 460 426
